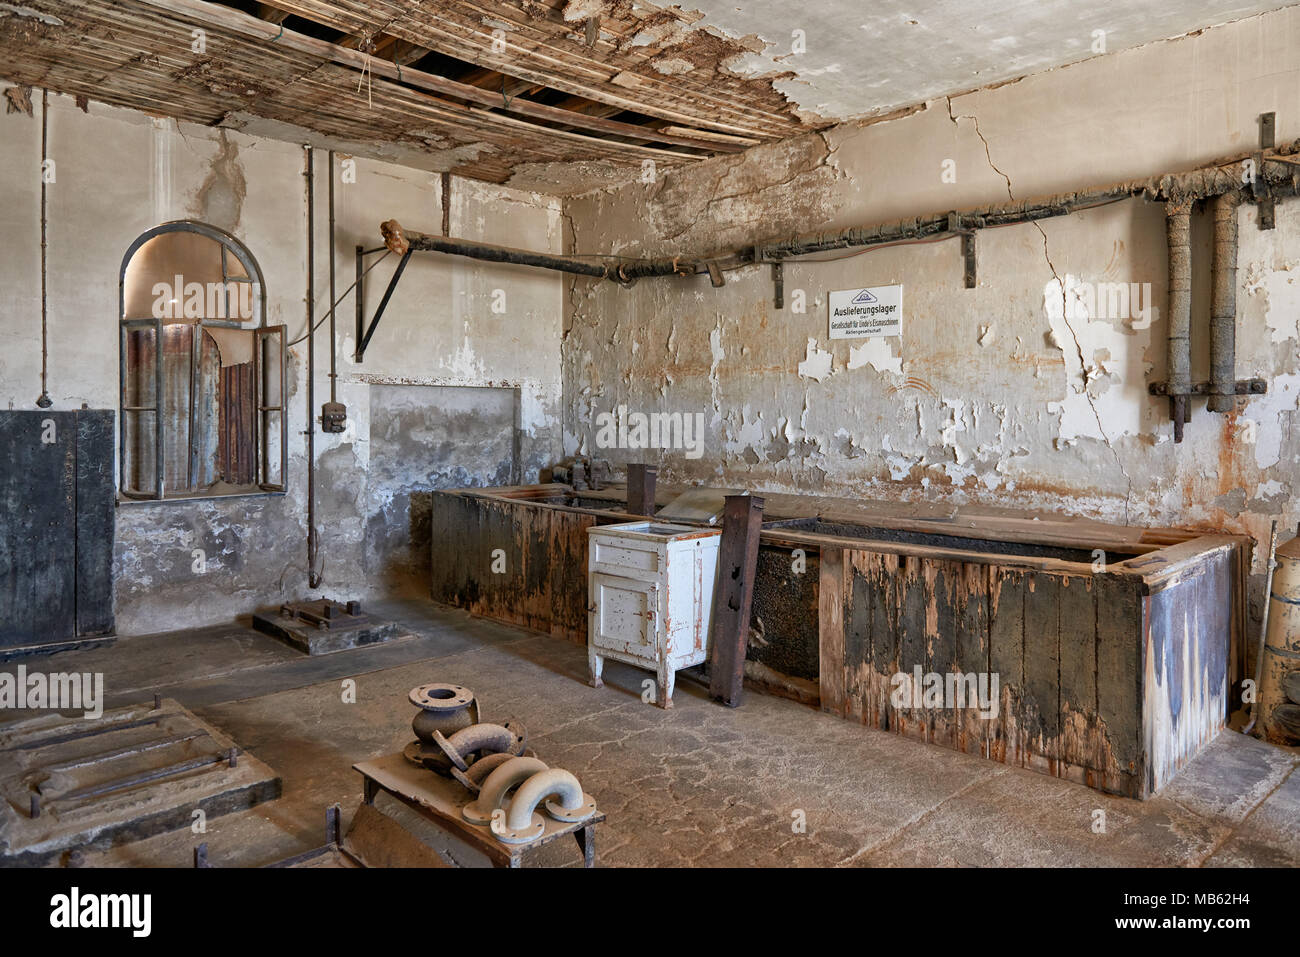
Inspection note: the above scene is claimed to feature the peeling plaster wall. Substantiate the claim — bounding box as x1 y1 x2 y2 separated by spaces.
0 94 564 636
562 9 1300 598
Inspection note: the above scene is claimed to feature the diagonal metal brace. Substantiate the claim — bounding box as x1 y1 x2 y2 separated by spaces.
356 249 412 361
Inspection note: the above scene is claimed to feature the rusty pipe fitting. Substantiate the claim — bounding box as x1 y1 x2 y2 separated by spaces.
433 722 523 772
505 768 596 832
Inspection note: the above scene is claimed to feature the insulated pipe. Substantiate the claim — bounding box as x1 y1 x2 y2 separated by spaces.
1165 201 1193 441
505 768 594 830
1208 192 1240 414
379 142 1300 288
462 756 548 824
381 220 610 278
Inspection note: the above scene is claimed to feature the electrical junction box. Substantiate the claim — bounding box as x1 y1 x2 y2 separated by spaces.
321 401 347 433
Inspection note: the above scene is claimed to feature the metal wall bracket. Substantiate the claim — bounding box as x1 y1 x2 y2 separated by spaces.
948 212 977 288
1148 378 1267 397
1256 112 1276 230
771 260 784 309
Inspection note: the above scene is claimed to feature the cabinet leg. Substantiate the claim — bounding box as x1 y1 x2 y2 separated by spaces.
588 651 604 689
657 667 675 709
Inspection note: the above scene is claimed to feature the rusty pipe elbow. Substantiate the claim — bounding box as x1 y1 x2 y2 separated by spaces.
434 722 521 772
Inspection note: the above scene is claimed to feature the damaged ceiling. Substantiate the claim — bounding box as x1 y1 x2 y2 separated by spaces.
0 0 1294 194
683 0 1297 122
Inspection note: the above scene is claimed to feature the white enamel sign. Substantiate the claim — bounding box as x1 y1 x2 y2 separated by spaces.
828 285 903 339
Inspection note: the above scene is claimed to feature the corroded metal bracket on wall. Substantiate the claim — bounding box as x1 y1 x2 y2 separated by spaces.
353 243 407 363
948 212 977 288
1255 112 1277 230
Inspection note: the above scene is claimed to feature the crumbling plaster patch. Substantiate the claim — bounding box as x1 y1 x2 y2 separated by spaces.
2 96 566 634
561 8 1300 552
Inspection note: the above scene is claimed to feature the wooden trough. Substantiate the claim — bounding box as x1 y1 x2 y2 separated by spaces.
428 484 1247 798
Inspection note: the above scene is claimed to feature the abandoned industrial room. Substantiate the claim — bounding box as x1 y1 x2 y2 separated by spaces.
1 0 1299 897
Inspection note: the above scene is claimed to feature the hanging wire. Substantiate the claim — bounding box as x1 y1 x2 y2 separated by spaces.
288 249 391 346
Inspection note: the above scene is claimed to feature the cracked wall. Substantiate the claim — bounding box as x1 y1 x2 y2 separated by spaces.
562 8 1300 603
0 94 564 635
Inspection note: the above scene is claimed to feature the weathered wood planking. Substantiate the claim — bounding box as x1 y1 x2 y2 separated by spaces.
817 547 846 718
0 411 115 649
1141 550 1231 795
819 543 1237 799
429 490 595 644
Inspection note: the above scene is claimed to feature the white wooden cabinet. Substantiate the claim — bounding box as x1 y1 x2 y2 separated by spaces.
586 521 722 708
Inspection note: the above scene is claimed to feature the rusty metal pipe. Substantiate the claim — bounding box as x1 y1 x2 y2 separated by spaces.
1245 520 1279 735
1166 202 1192 441
381 141 1300 290
382 220 611 278
461 756 548 824
305 145 320 589
1208 192 1240 414
433 722 521 771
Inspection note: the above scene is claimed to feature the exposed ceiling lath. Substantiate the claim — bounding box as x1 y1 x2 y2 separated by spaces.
0 0 817 191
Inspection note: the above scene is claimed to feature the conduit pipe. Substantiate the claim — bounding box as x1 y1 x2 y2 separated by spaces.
1209 192 1241 414
380 137 1300 286
1165 202 1193 441
461 756 548 824
304 145 320 589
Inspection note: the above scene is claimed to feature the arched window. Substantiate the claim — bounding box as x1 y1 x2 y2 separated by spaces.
119 222 285 500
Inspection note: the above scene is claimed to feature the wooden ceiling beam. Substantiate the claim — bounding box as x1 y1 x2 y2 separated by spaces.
253 4 289 24
136 0 742 153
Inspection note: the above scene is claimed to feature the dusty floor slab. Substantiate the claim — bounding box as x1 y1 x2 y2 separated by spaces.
25 600 1297 868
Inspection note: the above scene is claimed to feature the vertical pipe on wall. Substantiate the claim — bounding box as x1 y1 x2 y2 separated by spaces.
1208 192 1240 414
305 145 320 589
1165 201 1192 441
328 150 338 404
37 88 51 409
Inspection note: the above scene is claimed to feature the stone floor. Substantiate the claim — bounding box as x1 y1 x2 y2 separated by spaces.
16 598 1300 868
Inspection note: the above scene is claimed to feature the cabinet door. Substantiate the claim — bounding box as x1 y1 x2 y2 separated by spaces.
589 572 659 659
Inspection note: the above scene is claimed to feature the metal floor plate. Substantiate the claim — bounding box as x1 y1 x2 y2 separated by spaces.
0 698 281 867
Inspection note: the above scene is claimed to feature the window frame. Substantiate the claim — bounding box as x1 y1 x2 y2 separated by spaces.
117 220 286 501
